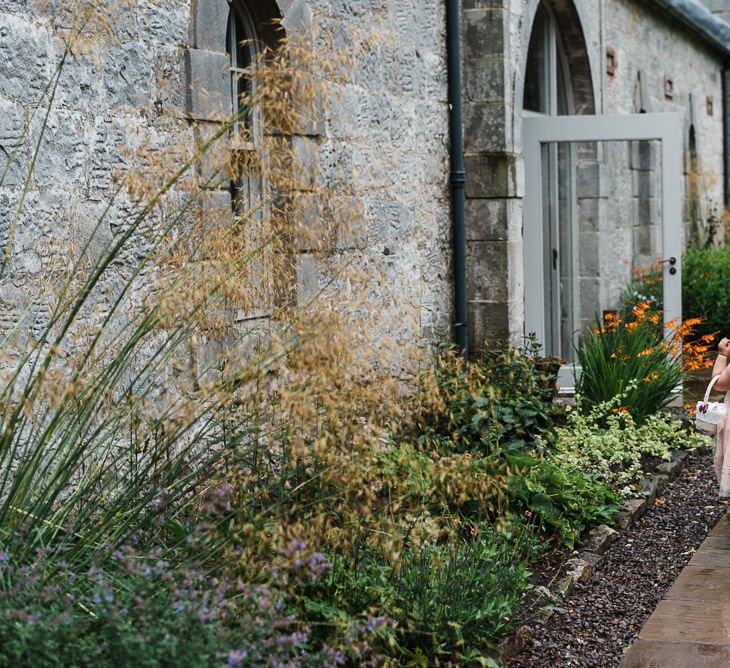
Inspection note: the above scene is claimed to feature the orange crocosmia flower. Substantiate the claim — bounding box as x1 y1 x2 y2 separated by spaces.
637 348 655 357
626 322 638 333
612 406 629 415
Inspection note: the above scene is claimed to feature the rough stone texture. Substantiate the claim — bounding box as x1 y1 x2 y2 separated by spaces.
0 0 727 360
0 0 452 360
463 0 727 351
616 498 649 530
580 524 620 555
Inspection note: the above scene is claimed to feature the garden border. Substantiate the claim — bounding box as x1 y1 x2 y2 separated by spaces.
498 449 691 663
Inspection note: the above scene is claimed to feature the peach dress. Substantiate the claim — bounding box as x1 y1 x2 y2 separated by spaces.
715 390 730 498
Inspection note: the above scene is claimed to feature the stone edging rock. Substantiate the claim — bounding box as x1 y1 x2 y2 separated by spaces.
498 449 691 664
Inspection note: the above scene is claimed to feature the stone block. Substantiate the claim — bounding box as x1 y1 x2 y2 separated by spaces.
580 524 619 555
554 575 575 599
579 277 600 324
463 55 505 103
656 458 682 481
632 168 658 198
153 45 188 115
577 162 602 199
184 49 231 122
577 197 600 232
465 152 519 199
0 15 47 102
468 300 521 351
565 557 595 584
463 8 505 62
467 239 520 303
33 110 87 188
464 101 507 153
291 136 320 191
190 0 229 52
465 197 522 241
138 0 189 44
58 51 103 110
578 231 599 275
197 190 233 238
577 552 604 570
193 121 231 189
105 42 154 108
296 253 319 303
0 97 26 187
333 196 367 251
615 498 647 530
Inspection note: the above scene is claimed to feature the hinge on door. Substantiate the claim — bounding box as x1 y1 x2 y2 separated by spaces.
553 248 558 270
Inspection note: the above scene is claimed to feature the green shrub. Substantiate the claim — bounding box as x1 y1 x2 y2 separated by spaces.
416 338 561 455
683 247 730 342
575 312 683 423
311 526 532 665
553 394 712 496
0 543 357 668
504 453 618 545
404 342 619 549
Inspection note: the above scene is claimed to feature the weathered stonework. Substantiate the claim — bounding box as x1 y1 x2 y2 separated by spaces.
463 0 728 353
0 0 452 359
0 0 728 361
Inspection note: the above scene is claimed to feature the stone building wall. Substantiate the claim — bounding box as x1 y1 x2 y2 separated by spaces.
463 0 727 352
0 0 728 363
0 0 453 358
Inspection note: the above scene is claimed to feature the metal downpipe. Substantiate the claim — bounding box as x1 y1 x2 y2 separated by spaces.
446 0 468 358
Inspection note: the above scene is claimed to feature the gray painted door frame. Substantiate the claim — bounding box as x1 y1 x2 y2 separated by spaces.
523 112 684 390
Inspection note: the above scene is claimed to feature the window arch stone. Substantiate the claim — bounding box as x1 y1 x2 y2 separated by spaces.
185 0 284 122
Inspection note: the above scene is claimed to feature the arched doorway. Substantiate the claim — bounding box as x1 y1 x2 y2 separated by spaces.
522 0 595 362
521 2 683 387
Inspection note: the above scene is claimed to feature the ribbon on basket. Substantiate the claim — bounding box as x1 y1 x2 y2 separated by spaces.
696 375 727 435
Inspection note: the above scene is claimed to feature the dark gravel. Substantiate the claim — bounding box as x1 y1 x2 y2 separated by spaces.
509 450 726 668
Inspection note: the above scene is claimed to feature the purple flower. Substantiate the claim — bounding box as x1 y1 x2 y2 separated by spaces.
227 649 249 666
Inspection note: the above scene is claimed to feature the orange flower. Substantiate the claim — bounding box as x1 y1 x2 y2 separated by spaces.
612 406 629 415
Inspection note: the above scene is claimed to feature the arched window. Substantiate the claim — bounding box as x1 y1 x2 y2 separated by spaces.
523 3 572 116
225 2 261 218
186 0 284 219
227 3 257 135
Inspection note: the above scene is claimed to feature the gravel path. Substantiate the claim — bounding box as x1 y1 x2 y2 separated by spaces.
510 449 726 668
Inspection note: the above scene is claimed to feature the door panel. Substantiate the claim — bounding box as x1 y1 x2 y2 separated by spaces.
523 114 683 391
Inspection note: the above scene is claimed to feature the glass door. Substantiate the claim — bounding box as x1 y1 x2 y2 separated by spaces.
523 113 683 391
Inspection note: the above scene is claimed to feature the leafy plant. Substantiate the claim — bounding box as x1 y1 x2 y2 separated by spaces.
416 338 561 456
576 304 690 423
622 249 730 346
312 526 532 664
553 394 712 496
